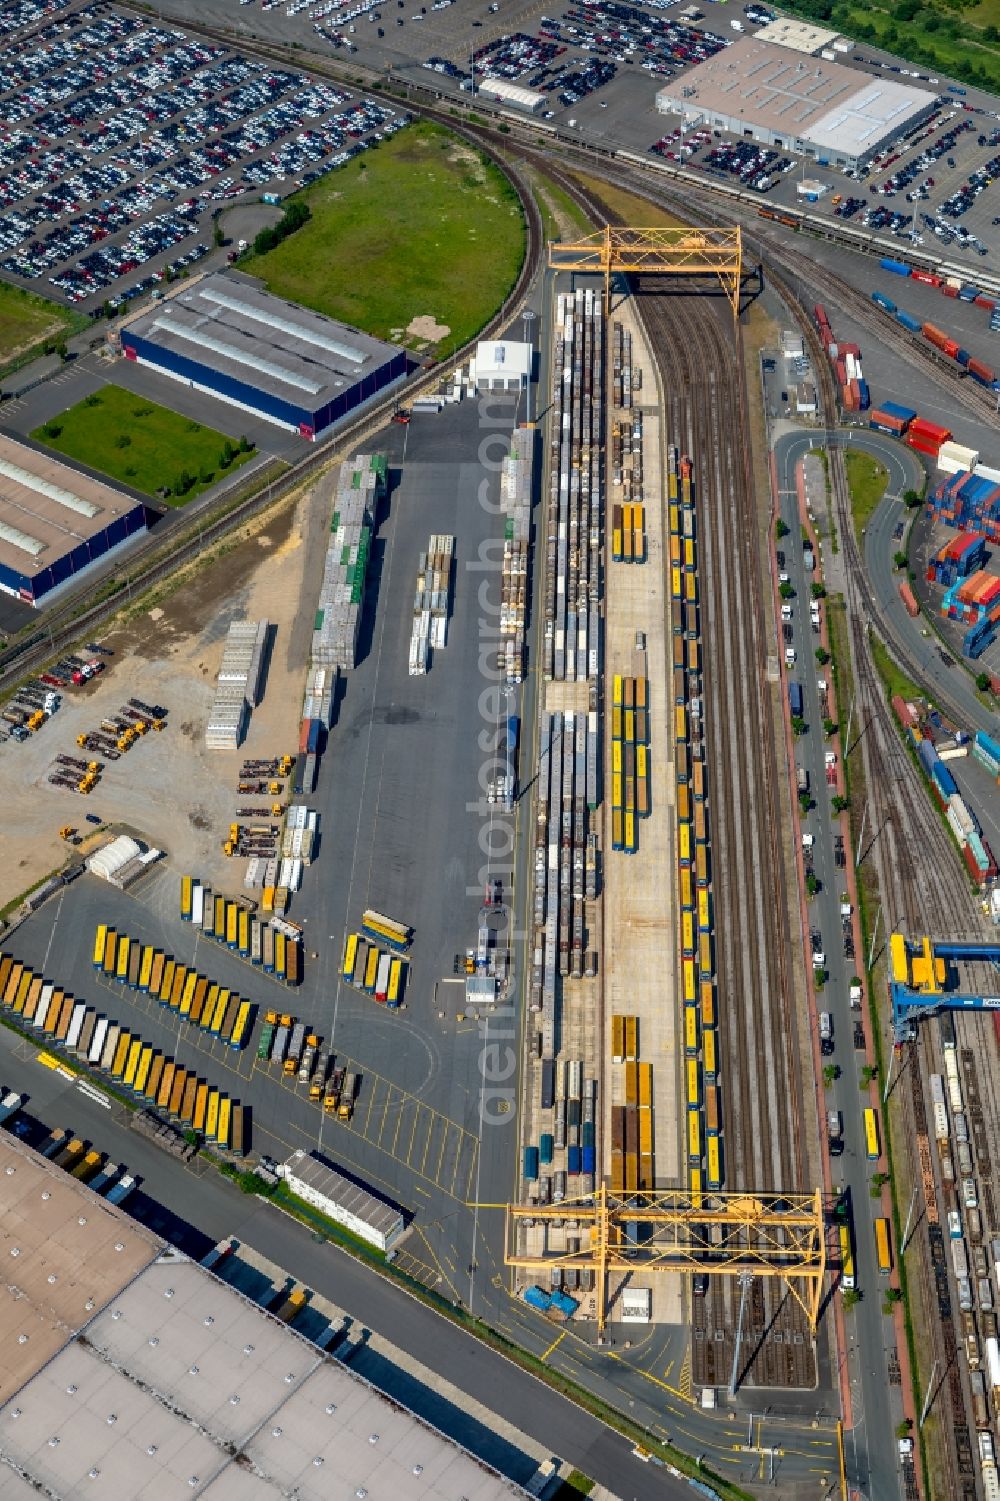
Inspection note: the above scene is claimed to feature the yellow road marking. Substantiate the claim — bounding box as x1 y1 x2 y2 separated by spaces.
541 1330 567 1362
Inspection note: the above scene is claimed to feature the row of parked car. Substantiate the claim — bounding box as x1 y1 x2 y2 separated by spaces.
871 117 974 198
551 1 727 78
471 31 563 81
701 140 791 193
0 0 73 40
0 3 404 302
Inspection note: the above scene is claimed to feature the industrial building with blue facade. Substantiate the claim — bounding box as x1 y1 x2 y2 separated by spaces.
0 435 147 607
121 271 407 440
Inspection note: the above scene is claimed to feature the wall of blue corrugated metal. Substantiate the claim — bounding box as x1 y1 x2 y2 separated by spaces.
0 559 30 600
123 331 312 429
124 332 407 436
18 504 147 604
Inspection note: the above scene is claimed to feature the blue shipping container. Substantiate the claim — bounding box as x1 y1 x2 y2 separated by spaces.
788 682 803 718
582 1144 596 1175
956 349 971 366
880 258 911 276
540 1133 553 1165
523 1146 539 1181
567 1144 582 1175
872 291 896 312
523 1285 550 1310
507 714 520 751
959 286 979 302
882 401 917 422
917 737 939 774
582 1121 595 1148
897 310 922 333
306 719 321 754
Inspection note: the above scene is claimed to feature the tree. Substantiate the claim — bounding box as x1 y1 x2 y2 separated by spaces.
791 715 806 737
238 434 253 453
896 1419 913 1439
823 717 837 738
883 1288 903 1314
861 1064 878 1087
815 647 830 665
776 518 789 539
811 582 826 600
831 794 849 813
807 872 820 897
823 1064 840 1087
976 672 991 693
780 581 795 600
55 339 68 361
893 550 908 570
870 1171 890 1196
199 463 214 485
903 488 922 509
798 791 813 814
842 1287 862 1311
213 224 224 248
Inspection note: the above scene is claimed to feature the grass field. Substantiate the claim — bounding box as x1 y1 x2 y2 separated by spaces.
0 281 82 372
845 449 889 542
246 121 525 355
782 0 1000 90
32 385 255 505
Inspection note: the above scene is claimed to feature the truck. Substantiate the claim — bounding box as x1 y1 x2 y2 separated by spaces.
338 1072 357 1120
324 1066 345 1113
298 1034 319 1083
796 766 809 795
788 681 803 718
310 1051 330 1102
284 1021 306 1074
271 1021 290 1066
107 1172 139 1205
257 1009 278 1060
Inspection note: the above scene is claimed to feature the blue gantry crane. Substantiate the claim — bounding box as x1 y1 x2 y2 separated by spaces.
890 933 1000 1040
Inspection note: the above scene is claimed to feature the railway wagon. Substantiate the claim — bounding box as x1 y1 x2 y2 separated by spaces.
683 956 697 1006
693 800 707 846
689 1164 703 1210
679 866 694 914
677 782 690 825
687 1107 702 1167
700 979 715 1028
686 1057 701 1110
698 931 713 981
703 1026 717 1082
706 1134 723 1191
695 844 709 889
679 822 692 867
684 1004 699 1058
681 911 695 958
675 704 687 745
704 1082 720 1137
697 888 711 934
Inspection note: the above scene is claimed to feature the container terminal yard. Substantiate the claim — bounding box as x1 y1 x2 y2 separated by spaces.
3 6 1000 1501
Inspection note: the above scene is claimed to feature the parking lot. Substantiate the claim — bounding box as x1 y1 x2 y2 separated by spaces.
0 0 407 311
153 0 1000 264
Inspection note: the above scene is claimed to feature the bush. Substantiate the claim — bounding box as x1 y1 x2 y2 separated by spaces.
43 422 62 439
114 434 131 449
842 1288 862 1311
85 393 102 407
816 647 830 665
776 518 789 539
238 434 253 453
976 673 991 693
253 198 312 257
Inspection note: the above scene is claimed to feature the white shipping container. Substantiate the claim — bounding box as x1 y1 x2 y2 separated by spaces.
933 1101 949 1140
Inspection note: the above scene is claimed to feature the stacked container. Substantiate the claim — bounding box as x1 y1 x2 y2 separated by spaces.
868 401 915 437
312 454 386 671
408 534 454 673
498 428 534 686
906 417 952 457
205 619 268 751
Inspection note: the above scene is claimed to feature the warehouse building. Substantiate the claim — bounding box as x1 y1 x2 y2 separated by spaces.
0 1134 527 1501
656 39 938 170
121 271 407 440
478 77 545 113
0 435 147 607
753 18 843 55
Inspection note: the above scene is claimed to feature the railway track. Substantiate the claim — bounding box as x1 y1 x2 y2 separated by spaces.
550 166 816 1388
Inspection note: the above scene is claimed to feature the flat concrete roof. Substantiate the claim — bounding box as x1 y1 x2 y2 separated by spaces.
657 39 936 156
0 1134 161 1404
754 18 839 54
126 270 404 409
0 434 143 583
0 1256 528 1501
283 1149 403 1241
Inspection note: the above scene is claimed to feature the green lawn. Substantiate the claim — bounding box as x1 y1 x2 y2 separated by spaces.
845 449 889 543
782 0 1000 91
0 281 82 373
246 120 525 356
32 385 255 505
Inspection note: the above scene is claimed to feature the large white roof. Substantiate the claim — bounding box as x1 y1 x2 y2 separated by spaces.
808 77 938 156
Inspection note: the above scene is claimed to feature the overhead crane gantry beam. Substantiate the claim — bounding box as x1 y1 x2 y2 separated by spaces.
548 225 744 319
504 1186 827 1339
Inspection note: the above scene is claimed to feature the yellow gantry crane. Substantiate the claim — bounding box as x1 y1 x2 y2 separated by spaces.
504 1185 827 1340
548 225 743 319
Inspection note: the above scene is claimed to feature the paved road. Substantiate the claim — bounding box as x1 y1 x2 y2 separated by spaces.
778 426 996 737
772 433 902 1501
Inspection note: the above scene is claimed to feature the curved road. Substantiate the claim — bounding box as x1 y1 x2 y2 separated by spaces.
776 429 996 735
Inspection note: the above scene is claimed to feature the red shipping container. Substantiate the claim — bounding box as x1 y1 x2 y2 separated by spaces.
911 270 941 286
923 323 949 348
968 358 995 383
909 418 952 443
899 581 919 617
907 438 941 456
942 285 959 298
974 296 995 309
943 339 960 359
298 719 311 754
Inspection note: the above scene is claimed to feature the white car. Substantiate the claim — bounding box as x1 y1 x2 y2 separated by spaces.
781 603 793 621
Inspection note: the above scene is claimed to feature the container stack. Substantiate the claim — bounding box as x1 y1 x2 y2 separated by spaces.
545 289 603 682
906 417 952 459
813 303 868 410
928 533 988 588
282 805 319 867
937 440 980 475
868 401 915 437
408 534 454 674
929 469 1000 537
312 454 386 672
205 620 268 751
611 503 646 563
901 719 998 883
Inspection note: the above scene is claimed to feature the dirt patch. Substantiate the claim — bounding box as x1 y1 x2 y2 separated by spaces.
0 480 325 907
406 314 450 343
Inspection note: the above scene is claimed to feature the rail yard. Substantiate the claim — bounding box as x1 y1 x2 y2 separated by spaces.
4 4 1000 1500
